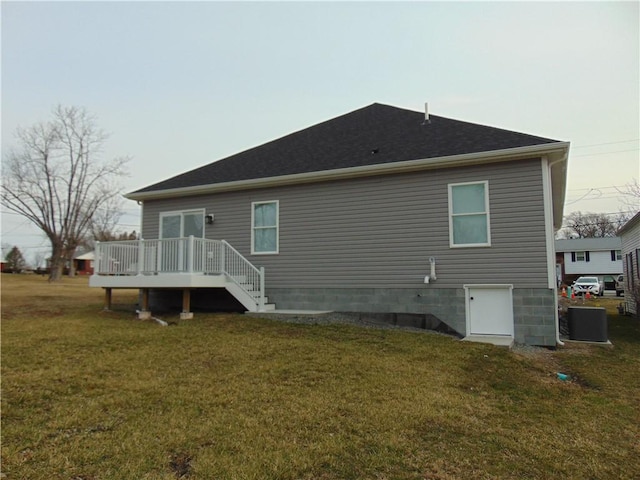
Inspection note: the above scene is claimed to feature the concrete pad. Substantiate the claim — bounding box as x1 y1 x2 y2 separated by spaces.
253 309 333 315
563 339 613 346
462 335 514 348
180 312 194 320
137 310 152 320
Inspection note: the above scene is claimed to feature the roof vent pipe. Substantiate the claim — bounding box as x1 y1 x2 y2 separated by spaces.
423 102 430 124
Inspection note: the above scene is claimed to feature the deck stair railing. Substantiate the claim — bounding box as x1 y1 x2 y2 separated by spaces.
94 237 265 310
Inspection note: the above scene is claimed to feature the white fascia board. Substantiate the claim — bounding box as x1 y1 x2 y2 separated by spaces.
126 142 570 201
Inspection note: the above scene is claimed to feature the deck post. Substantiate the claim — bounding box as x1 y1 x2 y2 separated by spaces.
137 239 144 275
138 288 151 320
187 235 194 273
259 266 265 311
180 289 193 320
95 241 101 274
220 241 226 274
103 287 112 310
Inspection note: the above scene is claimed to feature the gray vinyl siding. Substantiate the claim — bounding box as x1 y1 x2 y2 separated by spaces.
621 220 640 314
142 158 548 289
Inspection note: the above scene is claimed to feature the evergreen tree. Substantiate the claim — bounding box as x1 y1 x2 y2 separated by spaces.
5 246 26 273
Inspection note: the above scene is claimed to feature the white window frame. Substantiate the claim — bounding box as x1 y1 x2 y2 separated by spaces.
251 200 279 255
576 251 586 262
448 181 491 248
159 209 205 239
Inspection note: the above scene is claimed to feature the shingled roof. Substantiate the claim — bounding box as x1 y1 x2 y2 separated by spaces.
132 103 562 196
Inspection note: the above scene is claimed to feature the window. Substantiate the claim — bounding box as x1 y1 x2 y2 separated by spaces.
252 201 279 254
612 250 622 261
571 251 589 262
160 210 204 239
448 181 490 247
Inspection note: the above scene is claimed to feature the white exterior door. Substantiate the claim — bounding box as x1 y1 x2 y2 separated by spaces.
465 285 514 336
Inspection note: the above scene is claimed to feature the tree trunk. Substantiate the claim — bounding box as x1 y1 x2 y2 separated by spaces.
48 243 65 282
48 260 64 282
66 247 77 277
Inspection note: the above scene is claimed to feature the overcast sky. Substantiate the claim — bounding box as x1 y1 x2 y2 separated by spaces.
2 1 639 262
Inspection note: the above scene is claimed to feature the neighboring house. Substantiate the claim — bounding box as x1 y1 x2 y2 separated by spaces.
555 237 622 288
90 103 570 346
73 251 95 275
618 211 640 315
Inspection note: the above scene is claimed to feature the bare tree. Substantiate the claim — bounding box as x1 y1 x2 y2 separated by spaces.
83 195 127 250
83 229 138 252
32 250 47 272
1 105 128 281
559 211 632 239
616 178 640 211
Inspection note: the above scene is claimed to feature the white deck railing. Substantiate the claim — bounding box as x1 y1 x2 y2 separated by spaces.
94 237 264 310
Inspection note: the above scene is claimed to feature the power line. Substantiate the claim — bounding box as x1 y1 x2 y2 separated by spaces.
565 189 594 205
2 245 50 250
567 184 634 192
3 209 140 217
571 148 639 158
572 138 639 149
563 210 637 218
564 191 627 205
1 233 47 237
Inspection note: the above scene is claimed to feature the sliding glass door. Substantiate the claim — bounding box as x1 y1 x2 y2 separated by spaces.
159 210 204 271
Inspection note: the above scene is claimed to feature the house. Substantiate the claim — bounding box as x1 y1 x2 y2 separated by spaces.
73 251 95 275
555 237 622 288
618 211 640 315
90 103 570 346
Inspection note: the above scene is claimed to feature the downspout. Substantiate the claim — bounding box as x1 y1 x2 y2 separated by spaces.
546 154 569 347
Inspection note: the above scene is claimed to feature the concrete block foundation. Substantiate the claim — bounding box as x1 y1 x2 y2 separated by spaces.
267 287 558 346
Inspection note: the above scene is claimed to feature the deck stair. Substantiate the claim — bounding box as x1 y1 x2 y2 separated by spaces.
226 274 276 312
90 237 274 313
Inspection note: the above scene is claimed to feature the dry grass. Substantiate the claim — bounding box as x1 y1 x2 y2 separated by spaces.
2 275 639 479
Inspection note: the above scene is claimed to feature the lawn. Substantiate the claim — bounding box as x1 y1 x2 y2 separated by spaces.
1 275 639 479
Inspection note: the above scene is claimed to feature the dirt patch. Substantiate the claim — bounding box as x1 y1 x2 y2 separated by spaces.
511 343 601 390
169 452 192 478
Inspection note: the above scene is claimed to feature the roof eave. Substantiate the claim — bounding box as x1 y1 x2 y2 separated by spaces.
126 142 571 202
547 146 570 231
618 210 640 235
